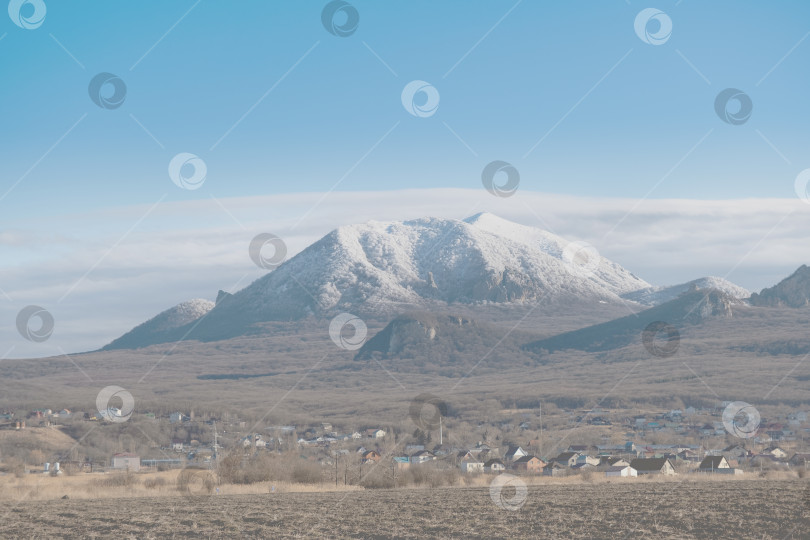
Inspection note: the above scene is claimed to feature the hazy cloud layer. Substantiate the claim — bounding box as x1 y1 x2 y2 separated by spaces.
2 189 808 358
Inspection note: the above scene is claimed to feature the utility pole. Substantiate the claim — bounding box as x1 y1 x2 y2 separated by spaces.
439 415 443 446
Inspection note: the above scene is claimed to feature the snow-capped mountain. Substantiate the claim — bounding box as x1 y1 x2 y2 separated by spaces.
621 276 751 306
204 212 648 315
103 213 650 348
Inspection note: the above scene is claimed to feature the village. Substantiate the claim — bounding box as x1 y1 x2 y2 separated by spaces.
2 401 809 487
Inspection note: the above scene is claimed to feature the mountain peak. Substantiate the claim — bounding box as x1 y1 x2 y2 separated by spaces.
103 214 650 349
750 265 810 307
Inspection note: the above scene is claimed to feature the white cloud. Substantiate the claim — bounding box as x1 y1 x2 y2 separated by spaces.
2 189 808 358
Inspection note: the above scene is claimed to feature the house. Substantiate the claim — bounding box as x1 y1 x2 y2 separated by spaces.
169 412 186 424
605 465 637 477
111 452 140 472
362 450 381 464
171 439 184 452
410 450 435 464
629 458 676 475
723 444 750 460
504 445 527 462
394 457 410 470
698 456 730 472
599 457 630 468
766 430 784 442
550 452 581 468
676 449 701 462
365 429 386 439
787 411 808 424
457 451 477 464
789 453 810 468
351 432 362 439
576 455 600 467
762 446 788 459
512 455 545 473
543 462 567 477
405 444 425 453
484 458 506 473
460 461 484 473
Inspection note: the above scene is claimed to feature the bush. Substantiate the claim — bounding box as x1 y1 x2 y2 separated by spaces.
292 461 322 484
144 477 167 489
92 473 138 488
177 469 215 494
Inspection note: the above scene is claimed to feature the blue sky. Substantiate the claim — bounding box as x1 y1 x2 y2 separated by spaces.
2 0 809 219
2 1 810 356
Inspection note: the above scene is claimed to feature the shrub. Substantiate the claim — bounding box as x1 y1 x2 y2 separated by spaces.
144 477 167 489
292 461 322 484
92 473 138 488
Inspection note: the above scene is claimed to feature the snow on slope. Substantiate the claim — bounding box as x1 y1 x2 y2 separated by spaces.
215 213 649 320
621 276 750 306
105 213 652 348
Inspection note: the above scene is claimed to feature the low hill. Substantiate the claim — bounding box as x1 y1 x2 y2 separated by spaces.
524 289 736 355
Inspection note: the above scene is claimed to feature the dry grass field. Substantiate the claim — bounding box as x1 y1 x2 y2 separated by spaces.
0 479 806 539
